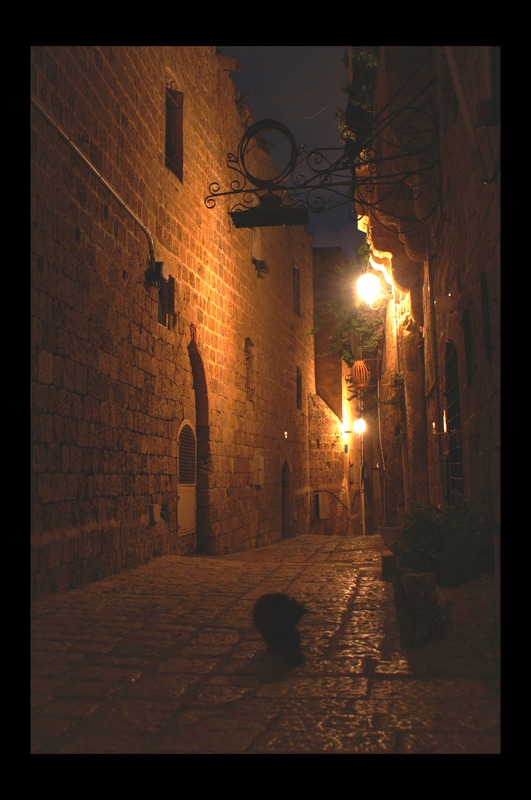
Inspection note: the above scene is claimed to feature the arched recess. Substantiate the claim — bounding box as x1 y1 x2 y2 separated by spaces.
281 460 294 538
187 336 211 553
444 340 464 501
178 421 196 536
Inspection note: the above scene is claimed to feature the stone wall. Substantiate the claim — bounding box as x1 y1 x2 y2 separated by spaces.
308 394 350 535
31 46 324 597
430 46 500 517
365 47 499 528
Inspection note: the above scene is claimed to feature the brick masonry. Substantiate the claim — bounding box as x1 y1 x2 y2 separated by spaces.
30 46 348 598
30 46 500 604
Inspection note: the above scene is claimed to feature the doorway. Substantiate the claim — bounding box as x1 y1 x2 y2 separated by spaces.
178 421 196 536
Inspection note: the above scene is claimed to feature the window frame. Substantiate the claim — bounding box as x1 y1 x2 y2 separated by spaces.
293 264 301 316
165 86 184 182
296 366 302 410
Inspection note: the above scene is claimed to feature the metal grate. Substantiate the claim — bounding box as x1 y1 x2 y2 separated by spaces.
178 424 196 485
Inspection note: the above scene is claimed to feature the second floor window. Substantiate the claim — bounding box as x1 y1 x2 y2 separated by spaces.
165 87 183 181
293 264 301 316
296 367 302 410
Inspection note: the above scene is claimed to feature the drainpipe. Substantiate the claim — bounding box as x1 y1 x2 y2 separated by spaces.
31 95 157 265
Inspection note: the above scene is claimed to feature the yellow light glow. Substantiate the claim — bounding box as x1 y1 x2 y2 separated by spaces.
369 255 394 288
353 418 366 434
356 273 380 305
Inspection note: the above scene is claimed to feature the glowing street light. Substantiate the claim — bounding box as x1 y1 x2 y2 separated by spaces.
353 417 367 434
353 416 367 535
356 272 381 305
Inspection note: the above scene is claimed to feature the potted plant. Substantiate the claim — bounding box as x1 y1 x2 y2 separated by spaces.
391 497 495 645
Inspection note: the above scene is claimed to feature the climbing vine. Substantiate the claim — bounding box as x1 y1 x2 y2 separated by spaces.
317 302 385 366
337 46 379 163
313 242 385 367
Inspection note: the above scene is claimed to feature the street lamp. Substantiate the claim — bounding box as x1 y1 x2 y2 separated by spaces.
353 416 367 536
353 417 366 435
356 272 381 306
354 265 397 536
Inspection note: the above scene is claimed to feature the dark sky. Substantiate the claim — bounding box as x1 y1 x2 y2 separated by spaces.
217 46 365 261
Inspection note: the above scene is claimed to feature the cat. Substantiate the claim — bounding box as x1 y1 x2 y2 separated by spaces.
252 593 308 665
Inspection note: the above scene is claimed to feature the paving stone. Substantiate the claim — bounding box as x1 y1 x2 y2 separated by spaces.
30 534 500 754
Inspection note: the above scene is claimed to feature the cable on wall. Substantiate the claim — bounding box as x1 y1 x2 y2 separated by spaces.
31 95 157 265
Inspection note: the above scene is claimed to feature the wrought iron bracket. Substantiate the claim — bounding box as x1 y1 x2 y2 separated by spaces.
205 94 441 233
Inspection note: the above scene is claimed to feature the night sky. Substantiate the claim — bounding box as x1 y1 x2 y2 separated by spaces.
217 46 366 261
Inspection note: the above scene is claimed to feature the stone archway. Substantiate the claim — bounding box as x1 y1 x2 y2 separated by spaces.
177 421 196 537
187 335 211 553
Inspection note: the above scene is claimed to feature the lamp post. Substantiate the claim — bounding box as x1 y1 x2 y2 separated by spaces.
353 415 367 535
353 267 397 535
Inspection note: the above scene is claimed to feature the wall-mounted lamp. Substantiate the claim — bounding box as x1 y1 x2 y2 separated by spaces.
353 417 367 434
356 271 394 308
356 273 381 305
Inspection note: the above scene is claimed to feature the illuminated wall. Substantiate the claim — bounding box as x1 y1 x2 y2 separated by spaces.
30 46 329 597
362 46 499 531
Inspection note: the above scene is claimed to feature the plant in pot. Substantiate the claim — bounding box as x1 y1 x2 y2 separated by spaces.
391 497 495 645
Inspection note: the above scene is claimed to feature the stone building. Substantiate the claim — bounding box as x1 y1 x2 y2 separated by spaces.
347 47 500 564
30 46 350 598
31 46 500 602
301 46 500 581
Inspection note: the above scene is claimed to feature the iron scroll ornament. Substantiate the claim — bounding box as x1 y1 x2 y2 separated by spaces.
205 111 440 232
237 119 298 189
205 119 310 228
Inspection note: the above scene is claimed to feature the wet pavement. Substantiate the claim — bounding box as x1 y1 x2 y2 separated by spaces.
30 534 500 754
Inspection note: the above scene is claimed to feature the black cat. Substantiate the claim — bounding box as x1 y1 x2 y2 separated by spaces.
252 593 308 665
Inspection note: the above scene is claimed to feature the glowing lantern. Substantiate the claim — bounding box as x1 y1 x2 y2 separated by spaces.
353 417 367 434
356 272 380 305
351 360 370 388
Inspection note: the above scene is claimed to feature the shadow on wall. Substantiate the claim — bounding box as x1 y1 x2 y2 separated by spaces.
187 336 211 553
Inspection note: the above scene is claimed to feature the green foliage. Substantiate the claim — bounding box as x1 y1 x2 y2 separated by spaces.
337 47 379 156
317 304 384 366
340 47 379 110
312 242 383 366
393 498 495 587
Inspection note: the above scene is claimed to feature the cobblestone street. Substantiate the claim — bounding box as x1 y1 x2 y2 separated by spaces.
31 534 500 754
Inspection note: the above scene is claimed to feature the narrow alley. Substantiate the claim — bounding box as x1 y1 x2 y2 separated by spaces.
31 534 500 754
